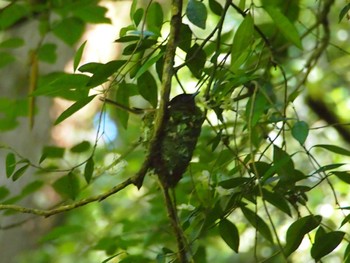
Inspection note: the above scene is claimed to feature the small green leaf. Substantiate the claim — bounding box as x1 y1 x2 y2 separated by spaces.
311 231 345 260
340 213 350 227
53 172 80 200
40 225 84 242
0 37 25 48
84 157 94 184
87 60 126 87
21 180 44 196
6 153 16 178
52 17 85 46
314 144 350 156
262 189 291 216
73 5 111 24
241 206 273 243
292 121 309 145
137 71 158 108
178 23 192 52
38 43 57 64
209 0 223 16
133 8 144 27
0 3 30 29
186 0 207 29
40 146 65 163
70 140 91 153
74 40 87 72
12 164 29 181
339 4 350 23
245 92 268 127
219 177 251 189
219 219 239 252
284 215 322 256
134 52 163 80
146 2 163 35
55 95 97 125
0 52 15 68
264 6 302 49
0 186 10 200
186 44 206 78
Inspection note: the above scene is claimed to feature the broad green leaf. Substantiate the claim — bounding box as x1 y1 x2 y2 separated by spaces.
284 215 322 256
40 225 84 242
231 14 254 71
52 17 85 46
70 140 91 153
208 0 223 16
311 231 345 260
314 144 350 156
241 206 273 243
12 164 29 181
40 146 65 163
38 43 57 64
146 2 163 35
178 23 192 52
0 3 30 29
245 92 268 127
186 0 207 29
0 186 10 200
87 60 126 87
186 44 206 78
55 95 97 125
273 145 294 177
53 172 80 200
262 189 291 216
5 153 16 178
73 5 110 24
133 8 144 27
21 180 44 196
292 121 309 145
84 157 94 184
332 171 350 184
264 6 302 49
74 40 87 72
78 62 102 74
219 219 239 252
0 52 15 68
0 37 24 48
137 71 158 108
339 4 350 23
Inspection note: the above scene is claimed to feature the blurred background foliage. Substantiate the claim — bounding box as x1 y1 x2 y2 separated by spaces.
1 0 350 262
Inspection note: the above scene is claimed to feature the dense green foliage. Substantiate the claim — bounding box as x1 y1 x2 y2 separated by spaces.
1 0 350 262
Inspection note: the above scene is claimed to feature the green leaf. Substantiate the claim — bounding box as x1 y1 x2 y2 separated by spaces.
219 219 239 252
284 215 322 256
262 189 291 216
209 0 223 16
0 37 25 48
332 171 350 184
94 236 118 255
40 225 84 242
87 60 126 87
0 3 30 29
0 186 10 200
340 213 350 227
74 40 87 72
84 157 94 184
137 71 158 108
178 23 192 52
344 242 350 263
264 6 302 49
12 164 29 181
52 17 85 46
311 231 345 260
21 180 44 196
6 153 16 178
231 14 255 72
133 8 144 27
186 0 207 29
339 4 350 23
146 2 163 35
0 52 15 68
70 140 91 153
245 92 268 127
273 145 294 177
292 121 309 145
134 52 163 80
219 177 251 189
314 144 350 156
186 44 206 78
72 5 111 24
53 172 80 200
55 95 97 125
40 146 65 163
38 43 57 64
241 206 273 243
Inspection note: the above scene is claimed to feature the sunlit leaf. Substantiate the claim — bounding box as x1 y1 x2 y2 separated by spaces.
284 215 322 256
186 0 207 29
311 231 345 260
219 219 239 252
54 95 97 125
